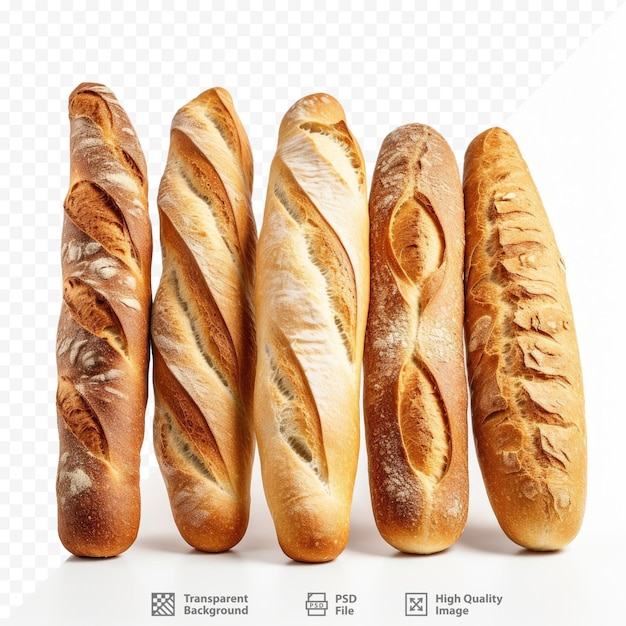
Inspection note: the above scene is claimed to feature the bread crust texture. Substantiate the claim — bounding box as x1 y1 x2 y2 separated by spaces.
253 94 369 562
463 127 586 551
364 124 469 554
151 88 257 552
56 83 152 557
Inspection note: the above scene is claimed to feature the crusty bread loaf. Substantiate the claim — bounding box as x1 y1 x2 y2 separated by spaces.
253 94 369 562
56 83 152 557
151 88 257 552
463 127 586 551
363 124 468 554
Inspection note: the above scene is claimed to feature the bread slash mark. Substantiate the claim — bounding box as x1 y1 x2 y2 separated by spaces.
265 326 330 488
63 276 128 355
69 89 113 135
273 162 357 362
64 180 140 268
57 376 109 461
397 354 450 483
153 348 232 492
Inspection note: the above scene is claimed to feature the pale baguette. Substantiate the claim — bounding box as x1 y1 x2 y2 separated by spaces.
253 94 369 562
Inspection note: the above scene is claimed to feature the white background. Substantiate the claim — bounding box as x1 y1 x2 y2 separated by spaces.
1 2 625 624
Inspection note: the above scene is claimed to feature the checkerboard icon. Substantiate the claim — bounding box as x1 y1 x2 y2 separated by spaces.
152 592 176 617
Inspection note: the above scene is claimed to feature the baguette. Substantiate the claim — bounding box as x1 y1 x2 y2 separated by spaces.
151 88 257 552
463 127 586 551
364 124 468 554
253 94 369 562
56 83 152 557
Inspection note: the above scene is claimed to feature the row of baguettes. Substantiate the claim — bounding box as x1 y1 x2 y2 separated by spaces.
56 84 586 560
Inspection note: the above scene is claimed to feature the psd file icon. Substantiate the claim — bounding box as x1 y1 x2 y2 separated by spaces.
305 592 328 616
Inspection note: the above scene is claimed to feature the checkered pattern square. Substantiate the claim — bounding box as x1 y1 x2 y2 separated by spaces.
0 0 623 620
151 592 176 617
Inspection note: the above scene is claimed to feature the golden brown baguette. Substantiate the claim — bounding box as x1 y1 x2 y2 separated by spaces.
463 127 586 551
253 94 369 562
56 83 152 557
364 124 468 554
151 88 257 552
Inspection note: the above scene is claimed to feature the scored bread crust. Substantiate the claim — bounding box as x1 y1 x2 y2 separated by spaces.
364 124 469 554
463 127 586 551
253 94 369 562
56 83 152 557
151 88 257 552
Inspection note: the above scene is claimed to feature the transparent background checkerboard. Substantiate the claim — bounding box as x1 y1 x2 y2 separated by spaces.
1 0 623 619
